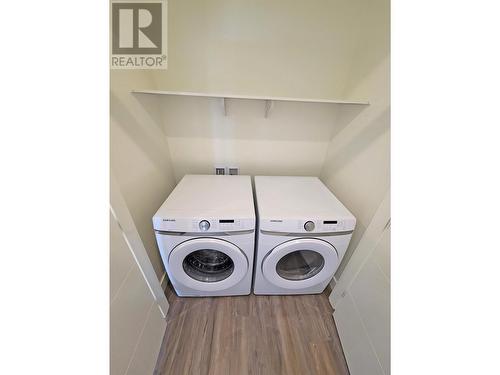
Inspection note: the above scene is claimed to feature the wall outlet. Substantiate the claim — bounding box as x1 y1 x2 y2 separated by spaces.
228 167 239 175
214 166 239 175
214 166 226 175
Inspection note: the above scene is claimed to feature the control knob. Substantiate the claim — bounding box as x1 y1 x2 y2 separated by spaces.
304 221 315 232
199 220 210 231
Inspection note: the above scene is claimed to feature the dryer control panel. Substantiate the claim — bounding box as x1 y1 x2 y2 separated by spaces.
260 217 356 233
297 219 347 233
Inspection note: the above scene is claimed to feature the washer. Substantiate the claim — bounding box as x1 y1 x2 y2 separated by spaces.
153 175 256 297
253 176 356 295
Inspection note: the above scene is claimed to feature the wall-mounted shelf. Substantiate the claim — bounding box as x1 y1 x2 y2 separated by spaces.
132 89 369 118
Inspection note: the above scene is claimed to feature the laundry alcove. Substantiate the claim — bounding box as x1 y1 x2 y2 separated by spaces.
110 0 389 373
111 71 388 286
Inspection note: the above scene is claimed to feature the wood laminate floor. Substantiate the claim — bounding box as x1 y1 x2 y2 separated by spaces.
154 285 349 375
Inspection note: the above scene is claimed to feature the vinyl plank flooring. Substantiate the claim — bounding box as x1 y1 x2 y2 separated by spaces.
154 285 349 375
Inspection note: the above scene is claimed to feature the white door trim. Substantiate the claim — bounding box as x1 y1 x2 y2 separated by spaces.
329 189 390 375
110 173 169 318
330 190 390 307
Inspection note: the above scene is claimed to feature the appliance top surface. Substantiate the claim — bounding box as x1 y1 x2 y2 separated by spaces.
254 176 354 220
154 175 255 219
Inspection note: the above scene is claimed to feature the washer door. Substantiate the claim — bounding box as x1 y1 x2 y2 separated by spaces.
262 238 339 289
168 238 248 292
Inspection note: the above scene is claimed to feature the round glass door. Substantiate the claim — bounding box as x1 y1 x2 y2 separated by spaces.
262 238 339 289
168 237 248 292
276 250 325 281
183 249 234 282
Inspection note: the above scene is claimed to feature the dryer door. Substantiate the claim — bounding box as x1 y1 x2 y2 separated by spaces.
168 238 248 292
262 238 339 289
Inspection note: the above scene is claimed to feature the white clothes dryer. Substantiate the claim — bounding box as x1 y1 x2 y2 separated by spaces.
253 176 356 295
153 175 256 297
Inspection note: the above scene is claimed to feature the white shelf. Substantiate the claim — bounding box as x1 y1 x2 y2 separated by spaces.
132 89 369 105
131 89 369 117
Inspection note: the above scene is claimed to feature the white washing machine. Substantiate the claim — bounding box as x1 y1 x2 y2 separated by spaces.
253 176 356 295
153 175 256 297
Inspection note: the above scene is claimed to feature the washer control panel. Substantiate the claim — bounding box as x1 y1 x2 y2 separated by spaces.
154 216 255 232
189 218 253 232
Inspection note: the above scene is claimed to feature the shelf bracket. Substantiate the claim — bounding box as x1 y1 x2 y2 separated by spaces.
264 99 274 118
223 98 228 116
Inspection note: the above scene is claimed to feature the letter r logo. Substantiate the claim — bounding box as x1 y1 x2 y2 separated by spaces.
112 3 162 54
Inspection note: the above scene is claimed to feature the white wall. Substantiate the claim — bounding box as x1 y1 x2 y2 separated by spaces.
320 0 390 277
111 70 176 279
142 0 374 181
149 0 369 98
156 95 365 180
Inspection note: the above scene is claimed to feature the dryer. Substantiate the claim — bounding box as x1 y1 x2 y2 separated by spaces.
253 176 356 295
153 175 256 297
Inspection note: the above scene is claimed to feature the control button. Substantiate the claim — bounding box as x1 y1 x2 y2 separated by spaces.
199 220 210 231
304 221 315 232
